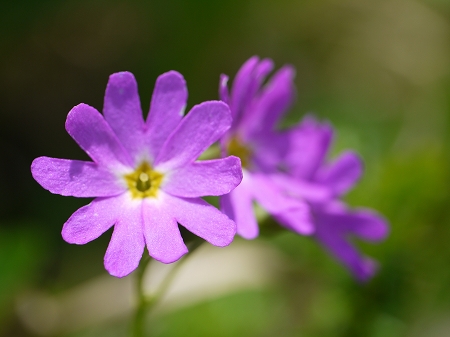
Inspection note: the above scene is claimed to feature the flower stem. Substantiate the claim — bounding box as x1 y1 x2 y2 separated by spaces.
131 254 151 337
131 240 204 337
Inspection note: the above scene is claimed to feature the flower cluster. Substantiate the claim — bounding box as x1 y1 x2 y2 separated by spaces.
219 57 388 281
31 57 388 281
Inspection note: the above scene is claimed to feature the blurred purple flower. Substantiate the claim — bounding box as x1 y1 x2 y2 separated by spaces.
220 56 388 281
282 116 389 281
31 71 241 277
219 56 323 239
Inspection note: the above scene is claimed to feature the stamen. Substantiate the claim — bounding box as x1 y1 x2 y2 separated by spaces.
227 137 252 168
124 162 164 199
139 173 149 182
136 172 151 192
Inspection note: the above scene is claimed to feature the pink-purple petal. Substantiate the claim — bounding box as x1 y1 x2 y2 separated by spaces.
142 200 188 263
246 58 274 101
324 207 389 242
65 103 133 169
31 157 125 197
249 173 303 213
145 71 188 160
220 176 259 240
286 115 333 180
104 203 145 278
314 206 384 281
275 204 315 235
103 72 146 159
155 101 232 170
251 131 290 171
162 156 242 198
220 177 259 239
165 194 236 247
316 226 378 282
241 65 295 140
230 56 259 121
269 173 331 202
62 195 128 245
236 58 274 130
316 151 363 196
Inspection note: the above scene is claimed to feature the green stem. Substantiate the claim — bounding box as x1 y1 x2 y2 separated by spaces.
131 240 204 337
132 254 151 337
151 240 204 308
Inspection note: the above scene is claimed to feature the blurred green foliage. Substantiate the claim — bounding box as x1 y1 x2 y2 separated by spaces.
2 0 450 336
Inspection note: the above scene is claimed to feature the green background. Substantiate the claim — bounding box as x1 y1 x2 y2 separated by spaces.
1 0 450 336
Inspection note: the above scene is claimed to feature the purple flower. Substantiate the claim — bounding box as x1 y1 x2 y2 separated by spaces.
283 116 389 281
31 71 242 277
219 56 320 239
219 56 388 281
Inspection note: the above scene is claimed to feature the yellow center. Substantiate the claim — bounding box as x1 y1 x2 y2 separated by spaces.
124 162 164 199
227 137 252 168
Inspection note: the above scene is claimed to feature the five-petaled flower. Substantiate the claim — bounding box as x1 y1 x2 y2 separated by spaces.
283 116 389 281
31 71 242 278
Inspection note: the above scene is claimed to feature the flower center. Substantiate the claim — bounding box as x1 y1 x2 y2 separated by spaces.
226 137 252 168
124 162 164 199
